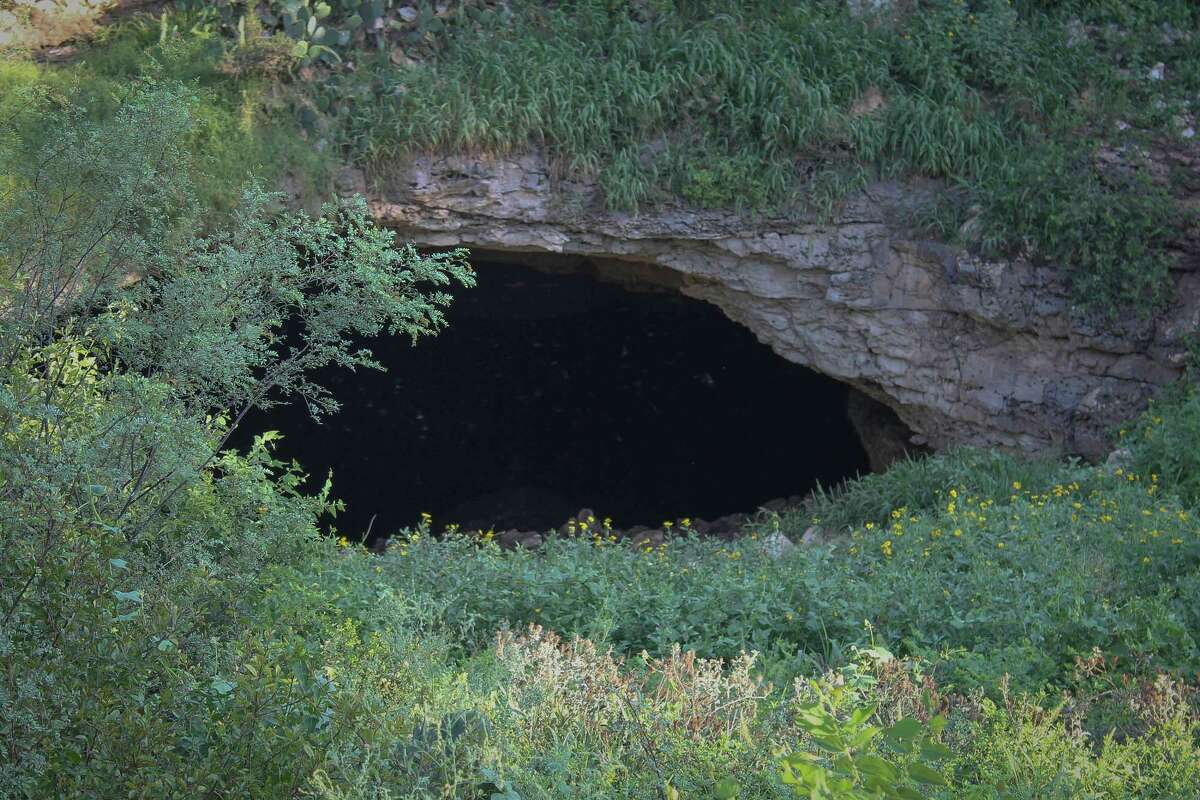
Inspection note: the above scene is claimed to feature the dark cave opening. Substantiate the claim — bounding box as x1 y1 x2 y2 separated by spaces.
235 258 871 541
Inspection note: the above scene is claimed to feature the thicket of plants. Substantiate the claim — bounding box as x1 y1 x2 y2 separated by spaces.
0 8 336 215
0 81 473 796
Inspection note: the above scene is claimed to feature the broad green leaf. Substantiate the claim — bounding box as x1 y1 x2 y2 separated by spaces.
885 717 922 752
812 734 846 752
849 724 881 749
920 740 953 761
848 704 877 727
887 718 923 740
908 763 948 786
714 776 739 799
855 754 899 783
861 646 895 662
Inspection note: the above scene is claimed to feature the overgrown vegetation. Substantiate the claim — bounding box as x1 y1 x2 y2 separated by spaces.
0 83 472 796
0 10 336 215
9 0 1195 315
3 3 1200 798
325 0 1198 316
388 464 1200 695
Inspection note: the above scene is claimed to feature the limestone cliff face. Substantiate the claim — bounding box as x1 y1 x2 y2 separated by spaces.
359 154 1200 458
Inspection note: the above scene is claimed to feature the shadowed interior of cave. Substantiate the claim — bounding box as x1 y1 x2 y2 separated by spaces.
235 259 871 541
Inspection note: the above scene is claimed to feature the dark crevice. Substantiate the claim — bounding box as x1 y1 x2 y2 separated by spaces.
235 259 872 541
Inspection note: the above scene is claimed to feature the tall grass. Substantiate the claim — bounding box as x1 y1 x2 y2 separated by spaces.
17 0 1195 313
328 0 1197 316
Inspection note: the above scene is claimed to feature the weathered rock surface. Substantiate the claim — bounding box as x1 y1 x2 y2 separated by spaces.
847 389 928 472
362 154 1200 459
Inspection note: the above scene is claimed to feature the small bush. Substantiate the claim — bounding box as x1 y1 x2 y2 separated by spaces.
1124 383 1200 506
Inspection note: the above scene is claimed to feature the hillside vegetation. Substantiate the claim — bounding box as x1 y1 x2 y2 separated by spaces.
331 0 1198 317
5 0 1197 315
2 3 1200 799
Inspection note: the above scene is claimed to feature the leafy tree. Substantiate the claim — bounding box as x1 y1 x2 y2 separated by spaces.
0 80 471 796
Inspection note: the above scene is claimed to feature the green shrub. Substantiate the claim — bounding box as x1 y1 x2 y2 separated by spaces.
1124 383 1200 506
780 691 951 799
970 142 1178 318
0 83 471 797
0 19 338 216
805 447 1081 535
952 694 1200 800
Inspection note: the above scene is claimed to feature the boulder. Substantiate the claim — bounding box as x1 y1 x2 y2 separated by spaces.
760 531 797 559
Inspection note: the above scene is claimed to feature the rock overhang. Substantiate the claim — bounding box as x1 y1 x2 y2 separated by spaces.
356 154 1199 460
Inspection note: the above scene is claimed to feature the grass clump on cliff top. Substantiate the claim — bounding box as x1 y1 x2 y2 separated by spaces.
330 0 1197 318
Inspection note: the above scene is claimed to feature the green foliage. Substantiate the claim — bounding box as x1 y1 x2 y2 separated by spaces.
318 0 1199 315
951 692 1200 799
1123 383 1200 507
20 0 1196 314
0 83 470 797
174 0 511 65
346 0 887 215
0 17 337 215
805 448 1080 535
382 459 1200 695
4 9 1200 795
967 142 1178 317
176 0 353 64
782 690 949 800
678 153 773 213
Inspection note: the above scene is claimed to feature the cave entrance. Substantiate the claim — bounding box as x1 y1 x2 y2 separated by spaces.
239 257 871 541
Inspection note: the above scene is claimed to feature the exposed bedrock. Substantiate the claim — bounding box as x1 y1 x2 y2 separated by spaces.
354 154 1200 459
